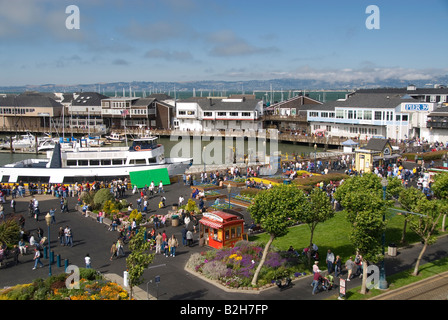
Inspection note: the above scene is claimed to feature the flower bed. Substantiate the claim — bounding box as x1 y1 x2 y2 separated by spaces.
203 190 226 201
209 203 242 211
186 241 308 289
0 269 129 300
192 183 223 191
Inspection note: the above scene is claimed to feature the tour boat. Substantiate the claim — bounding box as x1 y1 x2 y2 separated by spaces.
0 136 192 184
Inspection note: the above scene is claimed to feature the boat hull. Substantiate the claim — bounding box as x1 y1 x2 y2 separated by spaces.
0 158 192 184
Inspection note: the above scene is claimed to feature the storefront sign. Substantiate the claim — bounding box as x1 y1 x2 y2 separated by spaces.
203 212 224 222
403 103 430 111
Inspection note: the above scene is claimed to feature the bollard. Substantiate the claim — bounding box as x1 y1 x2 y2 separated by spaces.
57 254 61 267
50 251 54 265
64 259 69 272
43 247 48 259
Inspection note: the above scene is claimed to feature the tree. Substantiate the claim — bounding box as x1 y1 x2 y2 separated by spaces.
302 187 334 250
0 219 21 248
410 197 443 276
431 172 448 232
248 184 308 286
125 228 154 299
334 173 387 294
397 187 427 244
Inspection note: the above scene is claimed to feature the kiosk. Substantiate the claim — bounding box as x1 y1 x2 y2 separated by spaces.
199 211 244 249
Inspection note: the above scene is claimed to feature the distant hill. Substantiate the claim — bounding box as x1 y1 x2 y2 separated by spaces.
1 76 447 94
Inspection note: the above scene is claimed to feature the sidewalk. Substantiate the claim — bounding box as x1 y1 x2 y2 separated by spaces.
103 273 156 300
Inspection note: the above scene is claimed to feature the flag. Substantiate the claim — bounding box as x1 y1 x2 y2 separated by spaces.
121 109 129 117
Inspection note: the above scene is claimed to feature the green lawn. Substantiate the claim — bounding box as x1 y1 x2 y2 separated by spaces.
249 211 446 270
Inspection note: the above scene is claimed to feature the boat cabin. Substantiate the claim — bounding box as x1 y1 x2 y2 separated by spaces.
130 137 161 151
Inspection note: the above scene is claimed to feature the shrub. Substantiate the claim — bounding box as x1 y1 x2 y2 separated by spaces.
201 260 228 280
93 188 114 207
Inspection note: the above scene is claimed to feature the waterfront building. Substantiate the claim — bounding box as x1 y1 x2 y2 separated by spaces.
264 94 322 133
101 94 174 130
307 85 448 143
65 92 109 134
0 92 63 132
173 96 263 132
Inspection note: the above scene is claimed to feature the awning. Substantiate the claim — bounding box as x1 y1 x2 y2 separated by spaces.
199 218 223 230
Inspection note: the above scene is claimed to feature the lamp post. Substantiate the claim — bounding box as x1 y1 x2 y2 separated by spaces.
227 183 232 210
203 146 206 175
45 212 52 276
314 143 317 173
379 177 388 289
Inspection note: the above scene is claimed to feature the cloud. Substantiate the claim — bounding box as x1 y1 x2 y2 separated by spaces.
207 30 279 57
112 58 130 66
144 49 196 62
122 20 196 43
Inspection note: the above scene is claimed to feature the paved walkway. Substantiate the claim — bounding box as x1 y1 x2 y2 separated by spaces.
1 178 448 302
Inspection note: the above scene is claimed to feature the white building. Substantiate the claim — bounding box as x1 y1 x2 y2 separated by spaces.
307 86 448 143
174 96 264 132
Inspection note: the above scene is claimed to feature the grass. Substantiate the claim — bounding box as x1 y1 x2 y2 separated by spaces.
336 256 448 300
249 210 447 273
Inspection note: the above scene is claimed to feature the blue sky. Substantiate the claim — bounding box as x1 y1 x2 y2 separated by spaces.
0 0 447 86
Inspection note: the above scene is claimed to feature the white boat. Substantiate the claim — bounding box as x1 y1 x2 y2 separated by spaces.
0 136 192 184
0 132 36 150
105 132 126 142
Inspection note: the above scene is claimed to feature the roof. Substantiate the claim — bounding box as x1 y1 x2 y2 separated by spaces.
192 97 262 111
310 92 416 111
428 106 448 115
132 97 156 107
355 87 448 95
148 93 172 101
364 138 390 151
0 92 63 108
72 92 109 106
271 95 322 109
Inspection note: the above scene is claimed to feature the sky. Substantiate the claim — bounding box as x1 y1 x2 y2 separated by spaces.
0 0 447 86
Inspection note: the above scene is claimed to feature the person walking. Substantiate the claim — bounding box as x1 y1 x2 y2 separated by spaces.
110 242 117 261
326 249 335 274
345 256 355 281
117 238 125 257
162 238 169 257
0 204 4 222
312 271 323 295
10 199 16 214
49 208 56 224
168 235 178 257
32 248 44 270
85 254 91 268
181 227 187 246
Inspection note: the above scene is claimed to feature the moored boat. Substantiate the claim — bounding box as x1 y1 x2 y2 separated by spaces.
0 136 192 184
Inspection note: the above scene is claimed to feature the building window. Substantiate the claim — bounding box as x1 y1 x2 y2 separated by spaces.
375 111 382 120
310 112 319 117
229 112 238 117
241 112 251 117
217 112 227 117
402 115 408 121
364 110 372 120
203 112 212 117
336 110 344 119
178 111 186 115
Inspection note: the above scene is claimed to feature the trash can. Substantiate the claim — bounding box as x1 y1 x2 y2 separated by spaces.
123 271 129 287
388 243 397 257
171 215 179 227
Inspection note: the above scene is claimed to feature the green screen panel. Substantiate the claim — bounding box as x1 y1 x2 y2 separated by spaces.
129 168 170 188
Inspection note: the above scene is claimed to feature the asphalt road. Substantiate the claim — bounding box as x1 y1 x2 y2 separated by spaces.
1 173 447 303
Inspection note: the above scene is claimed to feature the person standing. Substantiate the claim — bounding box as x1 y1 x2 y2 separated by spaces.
32 248 44 270
0 204 4 221
155 232 163 254
334 255 342 278
326 249 335 274
168 235 178 257
181 227 187 246
186 230 193 247
58 227 65 246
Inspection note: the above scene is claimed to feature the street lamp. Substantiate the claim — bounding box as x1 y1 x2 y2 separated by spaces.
203 146 206 175
45 212 52 276
379 177 388 289
314 143 317 172
227 183 232 210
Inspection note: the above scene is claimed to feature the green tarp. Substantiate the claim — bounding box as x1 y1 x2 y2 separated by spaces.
129 168 170 188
